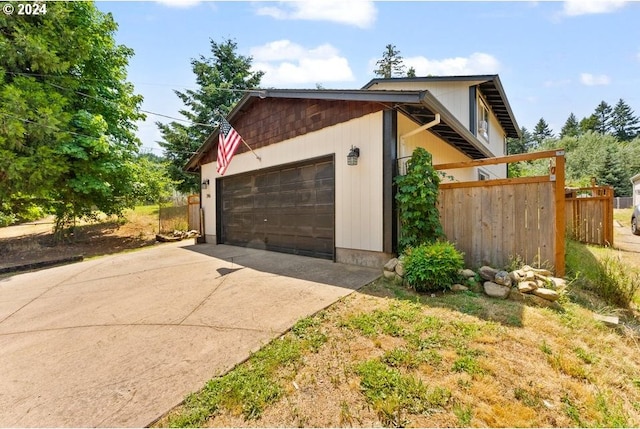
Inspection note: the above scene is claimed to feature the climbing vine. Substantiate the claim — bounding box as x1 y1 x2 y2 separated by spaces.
394 147 444 252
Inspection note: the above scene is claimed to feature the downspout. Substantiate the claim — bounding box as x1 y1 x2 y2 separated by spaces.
399 113 441 141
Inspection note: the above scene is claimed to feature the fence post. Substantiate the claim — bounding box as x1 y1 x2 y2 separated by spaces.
554 151 565 277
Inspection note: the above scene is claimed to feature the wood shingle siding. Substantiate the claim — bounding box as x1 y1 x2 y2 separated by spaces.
200 99 384 164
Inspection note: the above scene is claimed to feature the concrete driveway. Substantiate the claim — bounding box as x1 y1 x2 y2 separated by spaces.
0 242 379 427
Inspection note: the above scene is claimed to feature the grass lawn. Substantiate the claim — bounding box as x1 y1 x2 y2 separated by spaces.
156 239 640 428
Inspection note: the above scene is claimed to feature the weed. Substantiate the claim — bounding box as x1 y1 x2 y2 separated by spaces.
356 359 450 426
292 317 327 352
341 301 422 338
382 348 420 369
574 346 599 365
514 387 542 408
539 340 552 355
452 355 485 375
453 403 473 426
561 394 584 427
595 391 629 428
547 353 591 381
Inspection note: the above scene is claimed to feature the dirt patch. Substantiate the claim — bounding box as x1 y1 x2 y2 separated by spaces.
0 209 163 271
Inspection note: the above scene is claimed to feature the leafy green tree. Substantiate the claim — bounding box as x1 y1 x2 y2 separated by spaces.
532 118 554 148
560 113 580 138
0 2 145 230
506 126 533 177
158 39 263 193
594 101 613 135
374 44 406 78
611 98 640 141
579 114 599 134
407 66 417 78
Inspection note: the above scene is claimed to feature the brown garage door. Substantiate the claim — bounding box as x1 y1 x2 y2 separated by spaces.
219 156 335 259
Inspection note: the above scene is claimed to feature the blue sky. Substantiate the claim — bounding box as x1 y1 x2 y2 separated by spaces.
96 0 640 155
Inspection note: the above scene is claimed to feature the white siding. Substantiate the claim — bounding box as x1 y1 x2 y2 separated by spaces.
397 114 477 182
200 111 384 253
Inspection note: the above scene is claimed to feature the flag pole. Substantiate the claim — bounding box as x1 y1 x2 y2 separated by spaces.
240 136 261 161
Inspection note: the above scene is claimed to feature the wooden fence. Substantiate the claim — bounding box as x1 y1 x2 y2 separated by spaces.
434 150 565 276
565 186 613 246
188 194 201 232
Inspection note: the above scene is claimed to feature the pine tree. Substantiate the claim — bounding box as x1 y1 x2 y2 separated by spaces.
595 145 629 196
560 113 580 138
374 44 406 78
532 118 554 148
506 127 533 177
158 39 263 193
611 98 640 141
407 67 416 78
594 101 613 135
579 114 599 134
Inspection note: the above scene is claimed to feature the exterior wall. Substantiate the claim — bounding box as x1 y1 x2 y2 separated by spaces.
397 114 483 182
367 80 483 130
200 162 218 243
200 111 385 254
368 79 508 176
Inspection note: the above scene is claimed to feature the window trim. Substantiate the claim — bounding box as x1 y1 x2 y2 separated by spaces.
478 97 490 140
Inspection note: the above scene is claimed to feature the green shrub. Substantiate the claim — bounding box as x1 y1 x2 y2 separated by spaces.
403 241 464 292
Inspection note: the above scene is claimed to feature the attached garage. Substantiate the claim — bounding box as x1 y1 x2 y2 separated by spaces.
218 156 335 259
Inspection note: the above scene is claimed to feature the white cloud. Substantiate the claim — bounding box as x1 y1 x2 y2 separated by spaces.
251 40 354 86
580 73 611 86
562 0 627 16
254 0 377 29
401 52 501 76
155 0 201 8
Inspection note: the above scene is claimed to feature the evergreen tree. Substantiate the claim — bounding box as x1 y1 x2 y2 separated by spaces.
611 98 640 141
594 100 613 135
532 118 554 148
407 66 417 78
158 39 263 193
595 145 628 196
560 113 580 138
374 44 406 78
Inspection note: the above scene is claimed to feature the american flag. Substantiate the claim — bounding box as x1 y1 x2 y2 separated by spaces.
216 117 242 175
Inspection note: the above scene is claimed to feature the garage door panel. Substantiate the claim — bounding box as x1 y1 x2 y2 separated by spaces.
221 157 335 260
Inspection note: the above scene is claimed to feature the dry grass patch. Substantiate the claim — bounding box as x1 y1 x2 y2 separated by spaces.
155 276 640 428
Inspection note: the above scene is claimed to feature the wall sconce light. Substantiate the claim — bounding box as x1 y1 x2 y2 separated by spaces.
201 179 210 189
347 146 360 166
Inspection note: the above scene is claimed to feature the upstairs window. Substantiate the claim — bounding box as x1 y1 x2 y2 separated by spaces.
478 99 489 140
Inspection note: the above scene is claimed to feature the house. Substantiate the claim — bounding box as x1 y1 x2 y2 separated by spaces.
185 75 521 267
631 173 640 207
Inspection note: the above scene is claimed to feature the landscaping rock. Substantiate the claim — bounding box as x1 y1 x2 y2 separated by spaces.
524 294 563 311
494 270 513 287
549 277 567 289
535 279 548 289
395 261 405 277
479 266 499 281
394 274 404 285
508 288 526 302
384 258 398 272
483 281 511 299
383 270 396 280
517 281 537 293
533 288 560 302
467 281 483 293
460 269 476 279
451 284 469 292
511 269 526 282
522 265 553 277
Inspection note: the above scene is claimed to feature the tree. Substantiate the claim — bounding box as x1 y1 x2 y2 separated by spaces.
0 2 145 230
595 145 628 196
560 113 580 138
611 98 640 141
373 44 406 78
594 100 613 135
506 126 533 177
532 118 554 148
579 114 599 134
407 66 417 78
158 39 263 193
